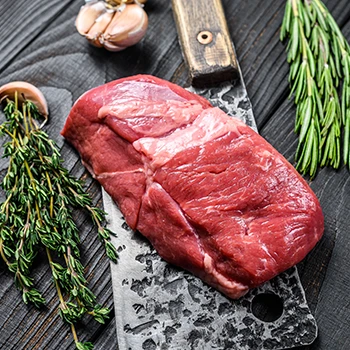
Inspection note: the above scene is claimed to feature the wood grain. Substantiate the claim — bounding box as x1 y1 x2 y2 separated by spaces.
172 0 238 86
0 0 75 73
0 0 350 349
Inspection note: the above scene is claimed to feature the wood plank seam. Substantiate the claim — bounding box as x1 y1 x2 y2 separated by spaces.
0 0 76 75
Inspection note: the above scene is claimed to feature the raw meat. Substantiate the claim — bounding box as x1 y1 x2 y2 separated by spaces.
61 75 324 299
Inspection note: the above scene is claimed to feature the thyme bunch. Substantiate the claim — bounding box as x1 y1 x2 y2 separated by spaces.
0 94 118 350
281 0 350 178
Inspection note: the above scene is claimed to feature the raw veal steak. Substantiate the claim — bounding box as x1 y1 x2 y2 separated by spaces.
62 75 324 299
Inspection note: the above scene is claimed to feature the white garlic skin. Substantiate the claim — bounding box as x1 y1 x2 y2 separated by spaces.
75 1 106 36
104 4 148 48
0 81 48 117
75 2 148 52
86 10 114 47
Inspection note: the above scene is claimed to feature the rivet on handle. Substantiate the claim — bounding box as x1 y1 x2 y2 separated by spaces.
197 30 213 45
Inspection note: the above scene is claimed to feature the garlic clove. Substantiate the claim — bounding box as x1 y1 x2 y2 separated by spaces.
102 41 125 52
75 1 107 36
103 4 148 49
0 81 49 117
86 10 114 47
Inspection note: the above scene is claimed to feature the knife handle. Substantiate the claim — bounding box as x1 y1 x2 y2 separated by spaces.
172 0 238 87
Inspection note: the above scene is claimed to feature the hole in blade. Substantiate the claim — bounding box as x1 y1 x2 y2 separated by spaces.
251 293 284 322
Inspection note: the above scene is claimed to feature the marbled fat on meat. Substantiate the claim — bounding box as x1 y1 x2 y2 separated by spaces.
61 75 324 299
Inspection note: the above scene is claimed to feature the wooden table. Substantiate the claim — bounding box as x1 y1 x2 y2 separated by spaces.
0 0 349 349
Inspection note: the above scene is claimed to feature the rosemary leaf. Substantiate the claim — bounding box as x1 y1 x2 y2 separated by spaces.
281 0 350 177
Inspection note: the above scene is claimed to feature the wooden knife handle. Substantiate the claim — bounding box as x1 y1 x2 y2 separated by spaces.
172 0 238 87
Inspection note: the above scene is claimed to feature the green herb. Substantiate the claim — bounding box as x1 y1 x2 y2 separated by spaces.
281 0 350 178
0 93 118 350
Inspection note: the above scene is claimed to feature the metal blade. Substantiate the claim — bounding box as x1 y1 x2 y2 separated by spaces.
187 67 257 131
104 50 317 350
105 190 317 350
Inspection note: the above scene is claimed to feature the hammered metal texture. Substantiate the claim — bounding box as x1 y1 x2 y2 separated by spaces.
104 192 317 350
187 79 257 131
104 68 317 349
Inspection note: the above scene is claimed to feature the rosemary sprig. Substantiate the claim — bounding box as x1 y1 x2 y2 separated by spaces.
281 0 350 178
0 94 118 350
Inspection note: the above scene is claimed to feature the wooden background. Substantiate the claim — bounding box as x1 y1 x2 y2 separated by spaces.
0 0 349 349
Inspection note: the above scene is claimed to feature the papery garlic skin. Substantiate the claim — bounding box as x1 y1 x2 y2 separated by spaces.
104 4 148 48
75 1 148 52
0 81 49 117
86 10 115 47
75 1 106 36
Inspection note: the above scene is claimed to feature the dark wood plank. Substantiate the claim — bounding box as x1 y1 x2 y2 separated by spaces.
304 16 350 349
0 0 75 72
1 0 350 349
259 13 350 349
222 0 350 129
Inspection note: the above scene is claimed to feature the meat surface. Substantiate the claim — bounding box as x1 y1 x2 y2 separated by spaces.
62 75 324 299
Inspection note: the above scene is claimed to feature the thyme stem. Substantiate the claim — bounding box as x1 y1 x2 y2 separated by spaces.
0 93 117 350
0 238 10 266
46 247 66 307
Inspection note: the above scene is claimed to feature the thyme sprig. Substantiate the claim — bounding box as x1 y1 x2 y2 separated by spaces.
0 94 118 350
281 0 350 178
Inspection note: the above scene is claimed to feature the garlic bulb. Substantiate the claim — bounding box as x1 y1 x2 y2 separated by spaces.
0 81 48 117
75 1 148 51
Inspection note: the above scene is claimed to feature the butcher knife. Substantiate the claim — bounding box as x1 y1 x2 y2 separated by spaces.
103 0 318 349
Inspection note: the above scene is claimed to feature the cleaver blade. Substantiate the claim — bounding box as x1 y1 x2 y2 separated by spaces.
103 0 318 349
